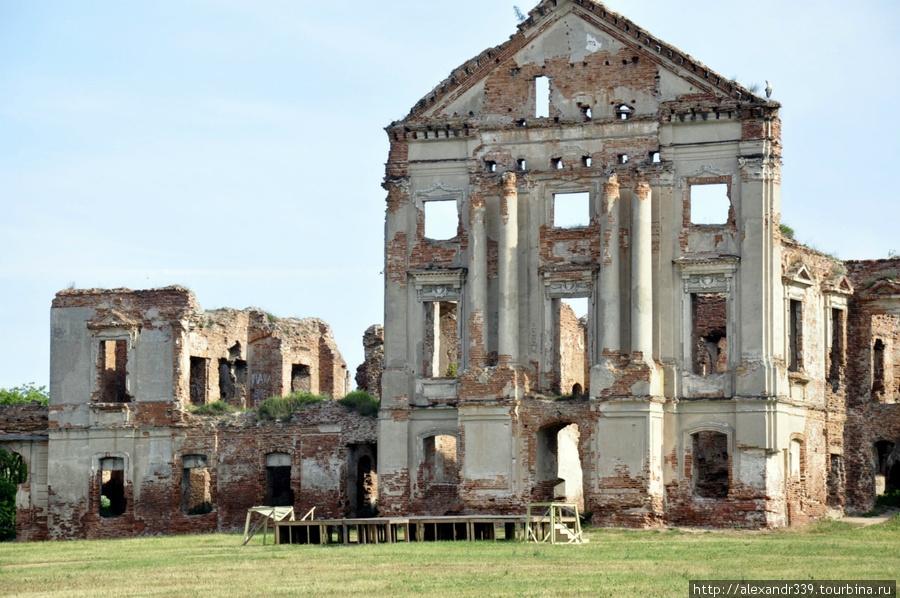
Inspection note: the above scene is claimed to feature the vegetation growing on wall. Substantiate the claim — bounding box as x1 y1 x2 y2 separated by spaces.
338 390 380 417
257 392 327 421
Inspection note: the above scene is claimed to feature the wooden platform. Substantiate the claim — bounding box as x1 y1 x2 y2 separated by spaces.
274 515 528 545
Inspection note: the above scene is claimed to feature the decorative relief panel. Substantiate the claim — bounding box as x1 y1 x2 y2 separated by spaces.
410 268 467 302
545 280 592 299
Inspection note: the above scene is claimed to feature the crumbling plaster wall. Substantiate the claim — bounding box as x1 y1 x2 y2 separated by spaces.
843 259 900 512
379 0 813 528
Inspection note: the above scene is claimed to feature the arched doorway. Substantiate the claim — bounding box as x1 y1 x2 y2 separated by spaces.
0 449 27 540
418 434 460 514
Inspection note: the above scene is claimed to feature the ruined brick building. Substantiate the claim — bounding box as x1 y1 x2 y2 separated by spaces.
376 0 900 527
1 287 379 541
2 0 900 541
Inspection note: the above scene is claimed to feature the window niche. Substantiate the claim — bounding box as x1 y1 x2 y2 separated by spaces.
677 257 738 396
423 200 458 240
182 455 212 515
189 356 208 406
552 192 591 228
692 293 728 377
98 339 129 403
692 431 729 499
828 307 846 390
412 268 467 382
415 182 464 242
99 457 126 518
535 76 551 118
872 338 886 398
264 453 293 507
789 299 804 373
689 182 730 225
424 301 459 378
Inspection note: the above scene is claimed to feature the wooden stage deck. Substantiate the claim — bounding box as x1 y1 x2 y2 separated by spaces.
273 513 581 545
274 515 533 545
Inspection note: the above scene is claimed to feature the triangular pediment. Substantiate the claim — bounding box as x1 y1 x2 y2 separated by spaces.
823 275 854 295
783 263 815 286
399 0 770 123
87 309 140 331
860 279 900 300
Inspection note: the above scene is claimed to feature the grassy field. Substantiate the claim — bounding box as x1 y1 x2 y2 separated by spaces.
1 517 898 597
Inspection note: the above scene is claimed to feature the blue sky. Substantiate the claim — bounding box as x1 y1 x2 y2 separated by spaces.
1 0 898 390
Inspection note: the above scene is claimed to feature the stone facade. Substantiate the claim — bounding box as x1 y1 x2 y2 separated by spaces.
375 0 897 528
0 287 379 541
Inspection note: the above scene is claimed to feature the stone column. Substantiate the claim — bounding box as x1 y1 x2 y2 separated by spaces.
469 190 488 368
631 182 653 361
498 173 519 364
599 176 621 356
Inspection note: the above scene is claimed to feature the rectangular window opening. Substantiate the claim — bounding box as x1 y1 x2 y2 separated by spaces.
291 364 311 393
690 183 730 225
692 293 727 377
265 453 293 507
617 154 628 164
872 338 886 397
189 356 208 406
423 434 459 489
424 199 458 241
554 298 589 396
182 455 212 515
789 299 803 373
98 339 128 403
829 308 845 390
424 301 459 378
517 158 527 170
535 76 550 118
553 192 590 228
99 457 126 518
651 151 661 163
582 156 592 168
826 454 844 507
692 431 729 498
484 160 496 173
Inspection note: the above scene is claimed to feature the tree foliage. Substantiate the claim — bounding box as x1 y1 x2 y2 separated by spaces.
0 383 49 406
0 449 26 541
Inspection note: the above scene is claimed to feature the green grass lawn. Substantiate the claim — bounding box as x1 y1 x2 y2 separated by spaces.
1 517 898 597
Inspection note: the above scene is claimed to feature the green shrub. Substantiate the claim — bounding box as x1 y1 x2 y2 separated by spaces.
339 390 380 417
257 392 327 421
99 495 113 518
189 401 239 416
779 223 795 240
0 383 49 406
875 488 900 509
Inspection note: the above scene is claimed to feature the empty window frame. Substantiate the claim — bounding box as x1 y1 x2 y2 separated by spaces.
553 192 590 228
423 200 458 240
182 455 212 515
535 76 550 118
424 301 459 377
99 457 126 517
264 453 293 507
534 423 583 508
98 339 128 402
692 431 729 498
422 434 458 488
826 454 844 507
828 308 846 389
291 364 311 393
616 104 634 120
690 183 730 225
692 293 728 376
189 356 208 406
516 158 527 170
555 297 589 396
788 299 803 373
872 339 886 397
